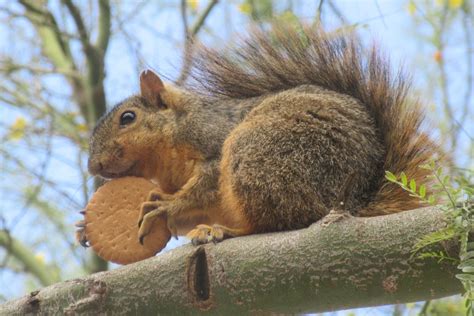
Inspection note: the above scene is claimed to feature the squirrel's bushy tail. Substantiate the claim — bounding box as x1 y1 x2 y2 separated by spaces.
190 24 440 215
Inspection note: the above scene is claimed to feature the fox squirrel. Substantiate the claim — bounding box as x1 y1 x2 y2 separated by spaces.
85 25 439 246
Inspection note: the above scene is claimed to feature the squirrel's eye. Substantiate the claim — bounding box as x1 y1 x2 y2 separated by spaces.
120 111 136 126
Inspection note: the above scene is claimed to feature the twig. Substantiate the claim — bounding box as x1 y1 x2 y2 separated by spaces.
0 59 81 79
433 4 457 150
61 0 90 47
96 0 111 52
190 0 218 37
459 2 473 137
181 0 189 38
0 230 60 286
373 0 387 28
0 149 81 208
316 0 324 25
19 0 78 71
176 0 219 85
327 1 348 25
9 112 55 230
418 300 431 315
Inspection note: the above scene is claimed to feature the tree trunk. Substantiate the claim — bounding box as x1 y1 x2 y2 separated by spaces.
0 206 461 315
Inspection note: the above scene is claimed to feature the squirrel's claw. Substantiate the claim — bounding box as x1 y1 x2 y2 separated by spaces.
137 203 169 244
138 192 180 244
321 209 352 227
137 210 162 244
166 216 179 240
78 234 90 248
75 219 89 248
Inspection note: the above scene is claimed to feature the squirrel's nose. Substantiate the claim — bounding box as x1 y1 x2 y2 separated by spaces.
88 158 103 175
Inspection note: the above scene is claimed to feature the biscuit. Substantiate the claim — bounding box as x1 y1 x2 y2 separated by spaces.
84 177 171 264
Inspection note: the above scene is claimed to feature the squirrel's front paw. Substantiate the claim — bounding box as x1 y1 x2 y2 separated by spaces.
137 199 178 245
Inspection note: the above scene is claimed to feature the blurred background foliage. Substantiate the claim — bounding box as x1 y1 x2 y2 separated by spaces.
0 0 472 314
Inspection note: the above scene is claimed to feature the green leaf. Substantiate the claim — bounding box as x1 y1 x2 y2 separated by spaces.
461 251 474 261
419 184 426 198
464 186 474 196
412 227 457 255
442 175 450 185
419 163 432 170
436 167 443 178
242 0 274 22
458 259 474 269
409 179 416 192
400 172 408 187
456 273 474 281
428 195 436 205
385 171 397 182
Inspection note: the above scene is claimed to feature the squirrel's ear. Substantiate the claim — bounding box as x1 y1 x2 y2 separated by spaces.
140 70 166 109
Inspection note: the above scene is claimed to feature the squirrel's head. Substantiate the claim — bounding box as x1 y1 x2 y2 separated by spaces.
88 70 199 179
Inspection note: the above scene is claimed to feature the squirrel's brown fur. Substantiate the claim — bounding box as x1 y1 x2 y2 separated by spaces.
189 25 438 218
87 24 440 244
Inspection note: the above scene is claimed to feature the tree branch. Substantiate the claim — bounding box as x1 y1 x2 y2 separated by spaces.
459 2 473 140
18 0 87 125
180 0 189 38
327 1 348 25
61 0 90 47
79 0 110 129
96 0 111 52
176 0 218 85
189 0 218 37
12 0 110 277
0 206 462 314
316 0 324 24
18 0 77 72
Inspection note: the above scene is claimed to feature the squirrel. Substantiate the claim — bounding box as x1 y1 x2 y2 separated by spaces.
83 24 440 246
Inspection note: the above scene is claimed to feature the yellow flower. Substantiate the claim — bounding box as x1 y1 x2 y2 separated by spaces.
239 3 252 15
448 0 463 9
77 123 89 133
187 0 199 11
9 117 27 141
407 1 417 15
35 252 45 264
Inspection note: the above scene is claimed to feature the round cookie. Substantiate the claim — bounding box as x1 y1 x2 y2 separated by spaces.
84 177 171 265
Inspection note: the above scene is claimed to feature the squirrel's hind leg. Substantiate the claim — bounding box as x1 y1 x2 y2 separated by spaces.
217 115 327 234
215 91 384 233
185 150 256 245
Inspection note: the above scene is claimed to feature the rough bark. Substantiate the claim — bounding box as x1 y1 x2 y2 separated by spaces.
0 206 462 315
